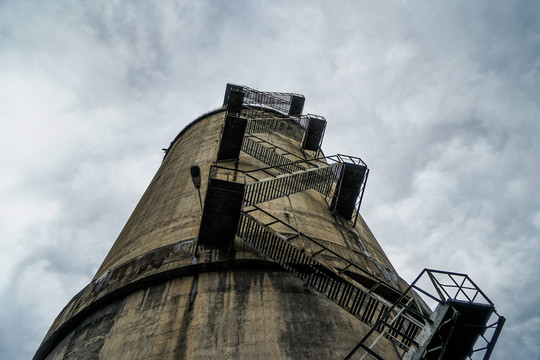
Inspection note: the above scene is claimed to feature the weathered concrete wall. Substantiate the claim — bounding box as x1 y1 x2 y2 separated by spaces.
94 110 227 278
38 243 406 359
44 267 402 360
36 106 408 360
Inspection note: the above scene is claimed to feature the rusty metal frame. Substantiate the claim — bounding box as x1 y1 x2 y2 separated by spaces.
242 106 327 150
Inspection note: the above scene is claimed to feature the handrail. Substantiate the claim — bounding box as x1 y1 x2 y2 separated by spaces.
240 86 304 115
345 269 505 360
237 209 425 356
244 205 406 304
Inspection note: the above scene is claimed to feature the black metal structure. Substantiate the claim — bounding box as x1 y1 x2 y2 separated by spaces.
224 83 305 116
302 114 327 151
344 269 505 360
201 84 505 359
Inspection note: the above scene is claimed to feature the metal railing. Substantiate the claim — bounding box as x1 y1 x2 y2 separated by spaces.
345 269 505 360
237 207 424 356
211 153 367 209
242 135 308 174
245 116 305 142
240 86 304 115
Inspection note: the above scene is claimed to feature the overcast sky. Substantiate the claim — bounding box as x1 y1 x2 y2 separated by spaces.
1 1 539 359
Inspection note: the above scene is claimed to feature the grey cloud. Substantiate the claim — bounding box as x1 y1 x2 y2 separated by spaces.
1 1 538 359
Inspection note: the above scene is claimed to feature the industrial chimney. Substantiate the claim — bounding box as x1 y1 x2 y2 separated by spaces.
34 84 504 360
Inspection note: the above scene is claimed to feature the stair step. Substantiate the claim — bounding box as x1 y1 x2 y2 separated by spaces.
242 136 307 174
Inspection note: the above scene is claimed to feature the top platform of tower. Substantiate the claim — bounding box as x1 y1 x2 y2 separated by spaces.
223 83 306 117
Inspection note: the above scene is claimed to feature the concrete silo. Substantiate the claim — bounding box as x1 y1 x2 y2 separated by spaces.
34 84 504 360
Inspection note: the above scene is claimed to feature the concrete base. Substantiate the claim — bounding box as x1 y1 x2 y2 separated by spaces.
40 266 394 360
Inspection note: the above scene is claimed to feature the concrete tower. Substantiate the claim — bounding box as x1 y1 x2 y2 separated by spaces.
35 85 504 360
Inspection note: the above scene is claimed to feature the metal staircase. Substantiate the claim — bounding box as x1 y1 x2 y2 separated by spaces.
241 106 327 151
201 84 506 359
236 205 425 359
243 108 306 142
236 204 506 360
344 269 506 360
218 142 503 359
241 138 368 221
212 149 367 221
224 83 305 116
243 163 340 206
241 135 309 173
197 150 363 249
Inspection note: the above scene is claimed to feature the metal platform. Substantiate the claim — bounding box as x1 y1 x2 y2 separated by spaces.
223 83 305 116
434 300 495 360
289 94 306 116
345 269 505 360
